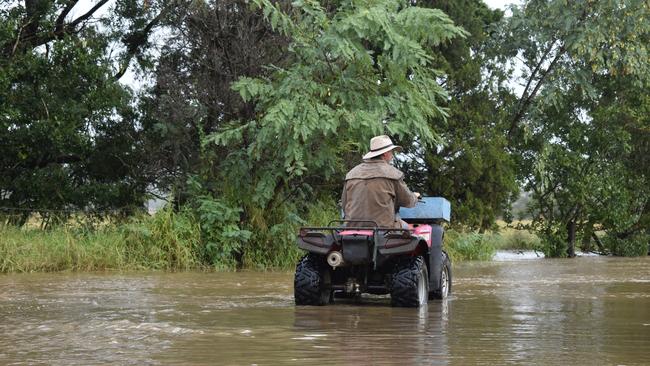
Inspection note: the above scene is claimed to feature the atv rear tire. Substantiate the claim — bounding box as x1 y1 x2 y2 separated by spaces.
294 254 331 305
430 251 452 300
391 256 428 307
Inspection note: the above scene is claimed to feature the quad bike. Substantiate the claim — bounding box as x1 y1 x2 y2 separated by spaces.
294 197 452 307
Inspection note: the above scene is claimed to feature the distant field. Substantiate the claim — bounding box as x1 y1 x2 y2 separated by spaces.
493 220 542 251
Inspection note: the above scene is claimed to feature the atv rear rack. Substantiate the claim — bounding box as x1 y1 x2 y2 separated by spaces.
298 220 414 269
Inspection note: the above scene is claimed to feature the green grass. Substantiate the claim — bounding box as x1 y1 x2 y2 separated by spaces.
490 228 543 251
0 210 204 273
1 206 548 273
1 226 129 272
443 226 543 262
444 230 496 262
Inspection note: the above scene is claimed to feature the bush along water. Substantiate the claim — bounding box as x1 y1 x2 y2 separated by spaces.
0 194 342 273
603 233 650 257
192 195 252 269
444 231 497 262
2 205 644 273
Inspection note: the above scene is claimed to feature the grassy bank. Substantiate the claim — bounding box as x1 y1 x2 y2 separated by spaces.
0 209 206 273
0 226 204 273
1 226 142 272
444 226 542 262
1 221 543 274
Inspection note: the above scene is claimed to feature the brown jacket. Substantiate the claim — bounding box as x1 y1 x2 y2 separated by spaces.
341 160 418 228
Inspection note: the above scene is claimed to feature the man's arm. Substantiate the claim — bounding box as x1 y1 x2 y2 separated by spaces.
394 179 418 208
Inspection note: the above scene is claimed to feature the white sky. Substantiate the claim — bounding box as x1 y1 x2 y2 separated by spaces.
484 0 519 10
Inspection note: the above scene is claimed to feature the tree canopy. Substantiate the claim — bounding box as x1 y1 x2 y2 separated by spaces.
492 0 650 256
2 0 649 259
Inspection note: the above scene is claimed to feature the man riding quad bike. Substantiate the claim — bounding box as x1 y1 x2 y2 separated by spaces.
294 136 452 307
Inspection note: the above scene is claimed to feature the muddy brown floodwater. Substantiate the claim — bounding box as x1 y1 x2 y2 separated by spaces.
1 256 649 365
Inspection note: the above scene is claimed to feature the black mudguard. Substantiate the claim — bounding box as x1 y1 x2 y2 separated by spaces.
428 224 444 291
377 237 419 255
297 233 335 255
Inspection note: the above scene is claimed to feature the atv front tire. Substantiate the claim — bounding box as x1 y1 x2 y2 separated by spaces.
294 254 331 305
430 251 452 300
391 256 428 307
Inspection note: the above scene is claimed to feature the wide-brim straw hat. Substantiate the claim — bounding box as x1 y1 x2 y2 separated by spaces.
362 135 402 160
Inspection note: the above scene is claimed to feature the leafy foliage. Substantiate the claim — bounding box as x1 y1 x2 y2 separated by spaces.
604 233 650 257
399 0 518 230
202 0 465 240
188 179 253 268
0 0 173 226
492 0 650 256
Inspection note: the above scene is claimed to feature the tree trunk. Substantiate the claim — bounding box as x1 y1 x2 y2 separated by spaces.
591 232 606 254
581 221 594 252
7 211 30 227
566 220 576 258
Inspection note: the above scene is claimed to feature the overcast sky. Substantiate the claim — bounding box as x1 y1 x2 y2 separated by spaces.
485 0 518 10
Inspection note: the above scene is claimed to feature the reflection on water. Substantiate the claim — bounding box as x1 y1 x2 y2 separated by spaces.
1 257 649 365
290 301 449 365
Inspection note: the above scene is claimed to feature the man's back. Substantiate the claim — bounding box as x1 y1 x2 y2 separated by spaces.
342 159 417 228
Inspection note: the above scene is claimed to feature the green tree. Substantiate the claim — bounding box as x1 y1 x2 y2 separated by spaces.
137 0 290 201
398 0 518 230
199 0 466 264
522 78 650 257
0 0 171 226
492 0 650 256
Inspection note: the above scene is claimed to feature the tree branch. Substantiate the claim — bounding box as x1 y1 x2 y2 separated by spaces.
506 3 591 138
114 2 179 80
68 0 110 29
508 43 565 137
4 0 109 56
517 41 557 112
55 0 79 34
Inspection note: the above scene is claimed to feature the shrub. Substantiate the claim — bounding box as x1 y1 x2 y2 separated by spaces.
241 196 339 269
603 233 649 257
494 229 543 251
121 207 203 270
445 230 496 261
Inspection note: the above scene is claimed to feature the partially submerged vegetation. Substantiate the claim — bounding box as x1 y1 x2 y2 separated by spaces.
2 211 646 273
0 203 313 273
444 228 542 262
0 224 501 273
1 211 203 273
0 209 538 273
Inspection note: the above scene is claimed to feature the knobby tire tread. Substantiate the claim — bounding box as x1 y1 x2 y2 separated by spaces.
391 256 426 308
294 254 328 305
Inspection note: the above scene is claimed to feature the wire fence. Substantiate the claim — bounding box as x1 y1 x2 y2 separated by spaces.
0 206 153 229
0 206 150 214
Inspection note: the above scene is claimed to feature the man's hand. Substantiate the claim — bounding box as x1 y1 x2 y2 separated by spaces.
414 192 421 200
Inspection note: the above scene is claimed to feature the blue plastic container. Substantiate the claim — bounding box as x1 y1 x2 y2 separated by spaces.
399 197 451 223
